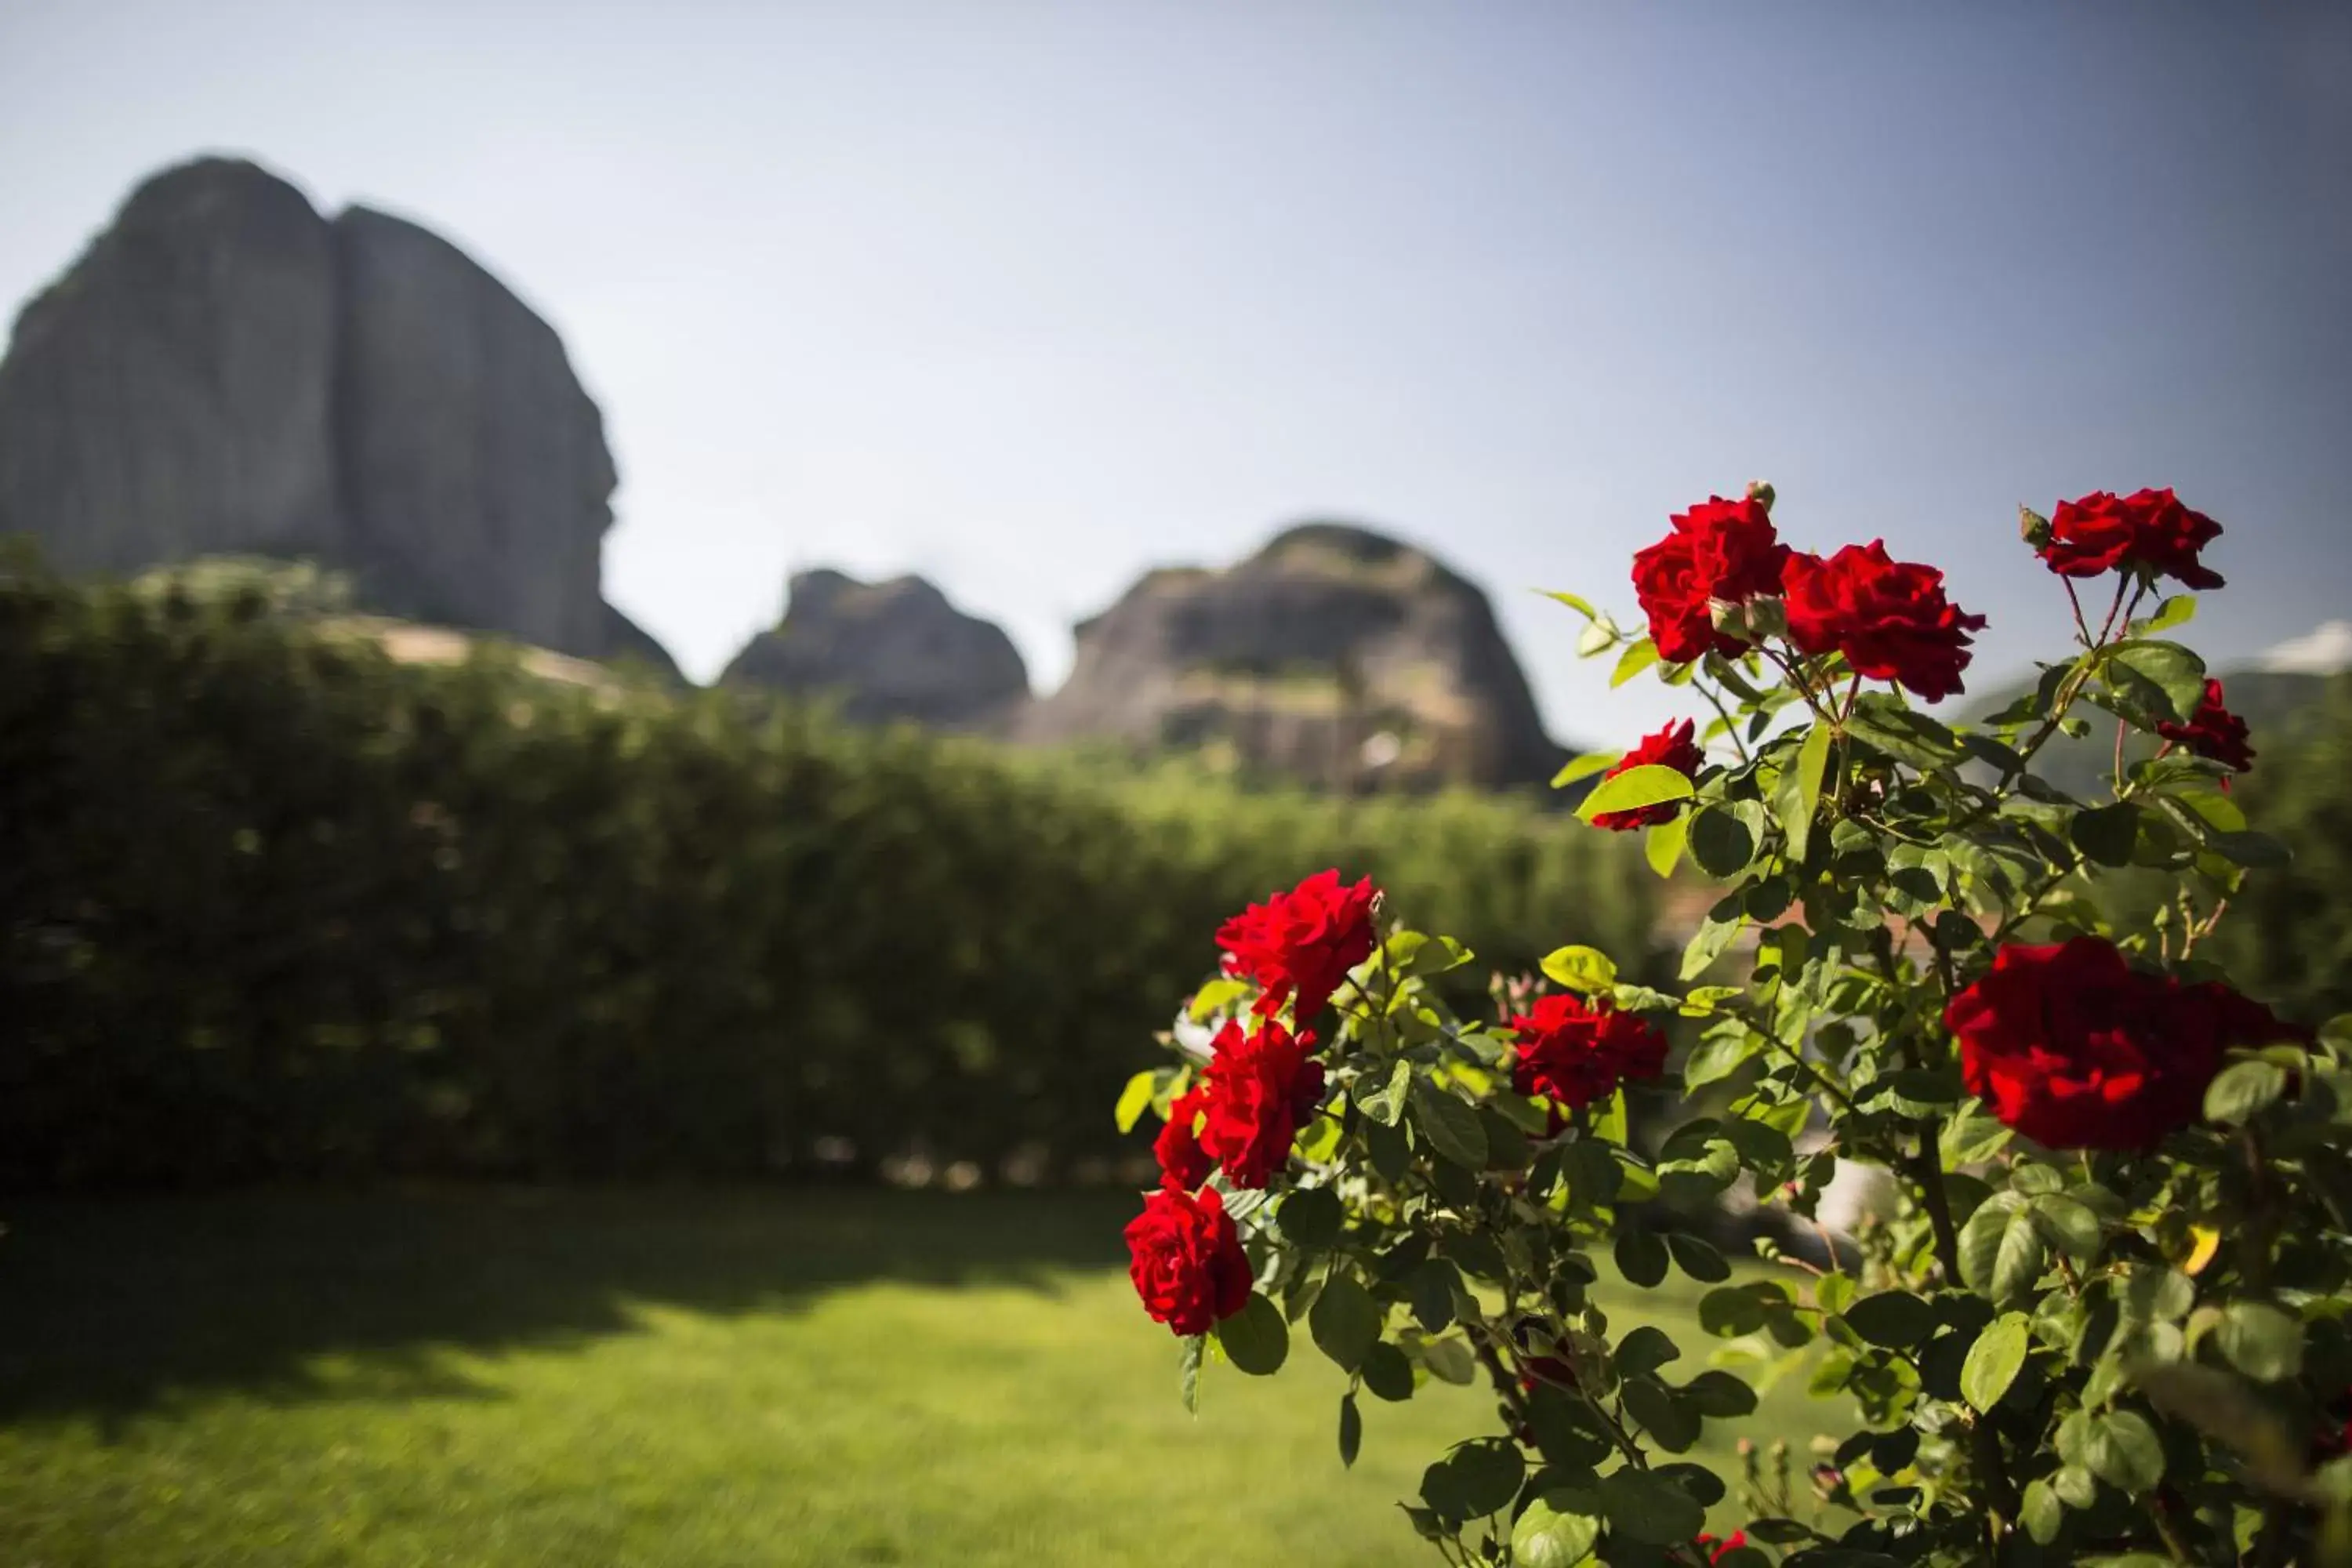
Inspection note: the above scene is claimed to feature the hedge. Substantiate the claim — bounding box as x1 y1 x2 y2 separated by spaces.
0 559 1657 1189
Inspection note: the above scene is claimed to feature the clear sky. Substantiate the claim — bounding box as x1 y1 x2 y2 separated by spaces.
3 2 2347 745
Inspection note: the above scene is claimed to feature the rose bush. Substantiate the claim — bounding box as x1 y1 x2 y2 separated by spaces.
1114 482 2352 1566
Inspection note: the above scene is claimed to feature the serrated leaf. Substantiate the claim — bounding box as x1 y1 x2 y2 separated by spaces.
1617 1325 1682 1377
1576 763 1696 824
1552 750 1623 788
1679 916 1744 982
2205 1058 2288 1125
1940 1101 2015 1165
1599 1469 1705 1545
1411 1082 1489 1171
1434 1439 1526 1518
1778 720 1832 864
1615 1228 1669 1289
1541 945 1618 993
1309 1276 1381 1371
1178 1333 1203 1414
1644 811 1688 878
1688 805 1759 878
1682 1028 1763 1091
2131 594 2197 635
2216 1301 2303 1383
1666 1230 1730 1283
1962 1312 2031 1412
1216 1292 1290 1375
1611 637 1660 688
2031 1193 2103 1261
1959 1192 2045 1304
1114 1069 1160 1134
1511 1493 1603 1568
2106 640 2208 725
2071 801 2141 868
1356 1058 1410 1127
1278 1185 1344 1249
2083 1409 2165 1494
1621 1375 1699 1451
1845 1290 1938 1348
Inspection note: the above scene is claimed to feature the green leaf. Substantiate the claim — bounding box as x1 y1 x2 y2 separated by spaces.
1644 812 1689 878
1940 1102 2015 1166
1552 750 1624 788
1410 1260 1458 1334
1962 1312 2031 1412
1777 721 1833 863
2106 639 2208 725
1959 1192 2045 1305
2216 1301 2303 1383
1356 1058 1410 1127
1599 1469 1705 1546
1360 1340 1416 1402
1679 916 1744 982
1611 637 1660 688
1419 1336 1476 1385
1188 977 1253 1021
2021 1478 2064 1544
1542 589 1599 620
2205 1058 2288 1125
2051 1463 2097 1509
2082 1410 2165 1494
1541 945 1619 993
1277 1186 1344 1249
1700 1286 1769 1338
1114 1069 1160 1134
2071 802 2142 868
1680 1368 1759 1417
1845 1290 1938 1348
1617 1325 1682 1377
1179 1333 1203 1414
1511 1493 1603 1568
1576 764 1696 824
1621 1376 1699 1452
1666 1231 1731 1283
1337 1391 1361 1468
1309 1276 1381 1372
1688 805 1759 878
2030 1193 2103 1262
1434 1439 1526 1519
2132 594 2198 635
1411 1082 1489 1171
1216 1292 1290 1376
1682 1028 1763 1091
1615 1228 1669 1289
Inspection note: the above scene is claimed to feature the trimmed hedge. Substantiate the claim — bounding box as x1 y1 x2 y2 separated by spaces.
0 561 1656 1189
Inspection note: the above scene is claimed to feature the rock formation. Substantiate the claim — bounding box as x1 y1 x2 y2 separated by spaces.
0 156 672 673
721 568 1030 730
1019 521 1563 791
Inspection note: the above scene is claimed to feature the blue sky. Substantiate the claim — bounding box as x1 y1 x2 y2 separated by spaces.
3 2 2347 745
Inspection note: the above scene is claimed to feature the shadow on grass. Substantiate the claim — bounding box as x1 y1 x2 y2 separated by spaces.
0 1185 1139 1428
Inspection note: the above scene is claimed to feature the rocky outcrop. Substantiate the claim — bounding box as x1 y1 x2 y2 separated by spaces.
0 156 671 673
720 568 1030 730
1020 521 1563 790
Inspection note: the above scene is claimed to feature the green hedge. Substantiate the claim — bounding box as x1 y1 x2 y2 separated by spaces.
0 561 1656 1189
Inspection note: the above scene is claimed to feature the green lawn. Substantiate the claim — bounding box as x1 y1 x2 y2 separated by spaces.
0 1189 1842 1566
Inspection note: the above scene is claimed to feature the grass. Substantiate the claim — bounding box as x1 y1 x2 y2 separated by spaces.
0 1189 1844 1566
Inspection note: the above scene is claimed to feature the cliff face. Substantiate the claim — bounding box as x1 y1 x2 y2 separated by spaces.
0 157 672 673
1019 521 1563 791
720 568 1030 731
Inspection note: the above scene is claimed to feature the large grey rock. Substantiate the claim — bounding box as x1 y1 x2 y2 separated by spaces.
0 158 344 575
0 157 672 674
331 206 616 661
720 568 1030 730
1021 521 1563 791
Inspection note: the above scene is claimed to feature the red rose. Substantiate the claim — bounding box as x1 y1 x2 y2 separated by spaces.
1591 719 1704 832
1215 869 1378 1023
1632 495 1792 665
1153 1087 1214 1192
1124 1184 1252 1337
1945 936 2288 1150
1697 1531 1750 1565
2157 678 2255 778
1783 541 1988 702
1510 992 1668 1112
2042 488 2224 590
1198 1017 1327 1189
